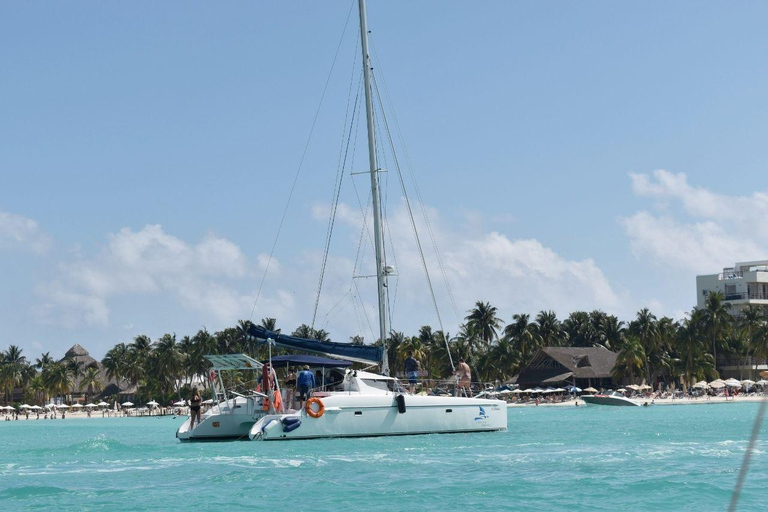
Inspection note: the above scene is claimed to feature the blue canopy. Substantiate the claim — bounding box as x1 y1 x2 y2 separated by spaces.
262 355 352 368
247 325 383 365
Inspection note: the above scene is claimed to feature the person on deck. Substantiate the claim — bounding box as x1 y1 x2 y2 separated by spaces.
188 387 202 429
297 365 316 410
455 358 473 397
404 351 420 394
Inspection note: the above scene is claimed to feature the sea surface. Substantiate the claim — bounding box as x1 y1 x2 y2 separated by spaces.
1 402 766 512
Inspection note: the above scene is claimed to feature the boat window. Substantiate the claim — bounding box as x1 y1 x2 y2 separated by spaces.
362 379 395 391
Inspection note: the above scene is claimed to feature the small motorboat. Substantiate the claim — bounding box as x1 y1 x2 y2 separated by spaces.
581 390 641 407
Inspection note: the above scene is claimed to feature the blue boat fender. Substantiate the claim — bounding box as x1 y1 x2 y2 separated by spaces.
283 419 301 433
282 416 300 425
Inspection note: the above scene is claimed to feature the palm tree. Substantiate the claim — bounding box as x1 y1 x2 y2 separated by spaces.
465 301 502 348
612 334 646 382
35 352 54 370
502 313 540 370
562 311 592 347
535 310 566 347
629 308 658 384
386 331 407 373
152 333 187 402
102 343 129 383
292 324 314 339
453 323 482 365
2 345 27 404
677 309 716 386
260 318 279 333
29 375 47 405
700 291 734 376
79 367 102 404
42 362 73 402
739 305 765 377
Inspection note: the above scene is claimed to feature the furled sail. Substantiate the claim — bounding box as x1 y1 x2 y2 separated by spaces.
246 325 382 366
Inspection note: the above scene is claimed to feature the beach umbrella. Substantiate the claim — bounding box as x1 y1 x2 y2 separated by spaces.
121 402 134 407
709 379 726 389
97 401 109 407
756 380 768 386
616 388 627 392
692 381 709 389
626 384 640 391
30 405 42 410
741 379 755 386
146 400 159 407
85 403 98 408
571 387 582 393
724 378 742 388
584 387 598 393
638 384 652 390
173 400 186 406
57 404 70 409
19 404 32 409
553 388 566 392
761 371 768 379
72 404 84 408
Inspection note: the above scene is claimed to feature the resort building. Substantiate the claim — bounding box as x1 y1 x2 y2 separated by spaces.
696 260 768 379
515 346 618 390
696 260 768 318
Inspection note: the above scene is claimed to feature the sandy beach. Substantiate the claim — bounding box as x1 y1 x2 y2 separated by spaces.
508 393 768 407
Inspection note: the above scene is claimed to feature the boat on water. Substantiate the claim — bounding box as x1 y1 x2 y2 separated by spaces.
176 354 267 441
581 391 642 407
177 0 507 442
176 353 354 441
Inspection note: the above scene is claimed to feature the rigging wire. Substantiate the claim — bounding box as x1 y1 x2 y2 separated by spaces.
369 36 462 328
370 82 400 331
727 396 767 512
311 36 361 331
371 69 454 371
248 0 357 324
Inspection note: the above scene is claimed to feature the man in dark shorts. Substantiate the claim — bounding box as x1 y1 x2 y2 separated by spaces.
296 365 316 410
404 351 420 394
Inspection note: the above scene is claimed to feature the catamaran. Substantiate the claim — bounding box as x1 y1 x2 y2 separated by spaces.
176 0 507 442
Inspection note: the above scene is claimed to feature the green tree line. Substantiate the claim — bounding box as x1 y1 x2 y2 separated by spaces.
3 291 767 405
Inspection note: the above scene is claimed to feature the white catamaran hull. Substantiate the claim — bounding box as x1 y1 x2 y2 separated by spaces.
249 394 507 440
176 396 265 441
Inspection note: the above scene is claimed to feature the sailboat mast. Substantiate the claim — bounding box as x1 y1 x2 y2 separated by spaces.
358 0 389 376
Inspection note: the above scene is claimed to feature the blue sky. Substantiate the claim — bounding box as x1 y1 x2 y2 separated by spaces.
3 1 768 360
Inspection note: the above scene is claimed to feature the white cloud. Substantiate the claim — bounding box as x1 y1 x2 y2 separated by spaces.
307 200 626 336
0 209 50 253
622 170 768 273
42 224 255 326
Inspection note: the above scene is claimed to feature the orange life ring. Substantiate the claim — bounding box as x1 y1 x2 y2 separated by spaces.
305 397 325 418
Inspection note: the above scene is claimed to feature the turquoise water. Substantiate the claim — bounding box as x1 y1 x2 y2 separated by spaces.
1 402 766 511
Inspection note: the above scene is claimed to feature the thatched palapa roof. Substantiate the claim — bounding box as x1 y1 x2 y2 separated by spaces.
516 346 618 387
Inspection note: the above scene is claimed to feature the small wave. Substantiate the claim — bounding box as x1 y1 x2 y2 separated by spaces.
0 485 68 500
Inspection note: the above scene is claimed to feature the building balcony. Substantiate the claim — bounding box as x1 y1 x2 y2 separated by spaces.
723 291 768 301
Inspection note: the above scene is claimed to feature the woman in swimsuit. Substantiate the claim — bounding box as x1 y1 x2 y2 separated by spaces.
189 387 202 428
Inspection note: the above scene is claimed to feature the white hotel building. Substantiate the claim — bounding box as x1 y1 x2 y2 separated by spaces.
696 260 768 379
696 260 768 318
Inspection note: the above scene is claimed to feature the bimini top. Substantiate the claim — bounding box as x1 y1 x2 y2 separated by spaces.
262 354 353 368
247 325 383 365
204 354 264 371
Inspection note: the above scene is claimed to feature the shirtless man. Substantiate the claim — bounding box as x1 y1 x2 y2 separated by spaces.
455 358 473 397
